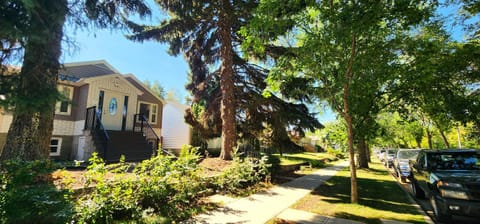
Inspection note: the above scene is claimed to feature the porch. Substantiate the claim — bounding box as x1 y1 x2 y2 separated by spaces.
84 106 171 162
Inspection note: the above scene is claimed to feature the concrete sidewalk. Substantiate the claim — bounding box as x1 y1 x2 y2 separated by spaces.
191 160 351 224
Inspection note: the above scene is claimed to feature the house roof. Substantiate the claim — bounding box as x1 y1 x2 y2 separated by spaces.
125 74 165 104
59 60 120 80
165 100 189 111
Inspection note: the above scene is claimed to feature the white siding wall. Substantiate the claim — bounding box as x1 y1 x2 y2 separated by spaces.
161 101 191 149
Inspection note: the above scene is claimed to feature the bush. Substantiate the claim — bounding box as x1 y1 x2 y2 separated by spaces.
74 154 141 223
75 148 207 223
265 154 281 175
213 155 271 195
0 160 74 224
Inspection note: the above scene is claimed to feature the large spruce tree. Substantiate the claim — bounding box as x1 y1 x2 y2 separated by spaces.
129 1 321 159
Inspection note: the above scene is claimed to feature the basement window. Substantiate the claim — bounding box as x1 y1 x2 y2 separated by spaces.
50 138 62 156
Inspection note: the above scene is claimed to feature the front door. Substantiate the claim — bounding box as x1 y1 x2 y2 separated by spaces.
101 91 124 130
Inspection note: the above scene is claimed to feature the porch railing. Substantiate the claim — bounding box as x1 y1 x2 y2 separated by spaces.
85 106 110 159
133 113 174 156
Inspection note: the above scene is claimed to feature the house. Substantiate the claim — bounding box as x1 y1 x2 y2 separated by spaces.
161 100 192 154
0 60 165 162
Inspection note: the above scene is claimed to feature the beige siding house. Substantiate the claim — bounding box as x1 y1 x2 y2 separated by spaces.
0 60 164 161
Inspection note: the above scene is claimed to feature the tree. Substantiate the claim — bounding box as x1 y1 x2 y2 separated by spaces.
394 22 480 148
128 1 236 160
144 79 166 99
1 0 68 160
128 1 321 159
0 0 150 161
244 0 435 203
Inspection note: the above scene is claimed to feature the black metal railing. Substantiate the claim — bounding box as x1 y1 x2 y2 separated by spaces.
85 106 110 159
133 114 173 156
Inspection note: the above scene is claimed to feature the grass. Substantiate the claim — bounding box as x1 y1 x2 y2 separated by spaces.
289 161 427 224
272 152 338 167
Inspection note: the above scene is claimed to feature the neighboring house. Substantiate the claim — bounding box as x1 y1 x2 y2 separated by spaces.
0 60 164 162
161 100 192 154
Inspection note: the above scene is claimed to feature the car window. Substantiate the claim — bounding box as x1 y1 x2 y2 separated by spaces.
398 150 420 160
429 152 479 170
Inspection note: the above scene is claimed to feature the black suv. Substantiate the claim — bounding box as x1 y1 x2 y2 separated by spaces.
410 149 480 222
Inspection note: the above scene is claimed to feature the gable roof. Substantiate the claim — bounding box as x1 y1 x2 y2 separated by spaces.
124 74 165 104
59 60 120 80
165 100 189 111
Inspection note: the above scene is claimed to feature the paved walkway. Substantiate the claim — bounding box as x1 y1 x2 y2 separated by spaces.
191 160 353 224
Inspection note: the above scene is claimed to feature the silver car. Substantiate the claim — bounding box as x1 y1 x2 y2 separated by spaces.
393 149 421 183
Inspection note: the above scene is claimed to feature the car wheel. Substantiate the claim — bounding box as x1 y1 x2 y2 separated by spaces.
412 181 425 199
430 195 452 222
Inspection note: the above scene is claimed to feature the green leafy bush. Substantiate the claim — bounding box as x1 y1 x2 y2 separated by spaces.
74 153 141 223
213 155 271 195
0 160 74 224
75 148 207 223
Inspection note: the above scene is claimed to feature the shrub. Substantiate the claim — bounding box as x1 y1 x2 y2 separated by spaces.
213 155 271 195
265 154 281 175
75 153 141 223
0 160 74 224
75 148 207 223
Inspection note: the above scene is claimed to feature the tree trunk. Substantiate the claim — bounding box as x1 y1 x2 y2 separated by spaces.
433 120 450 148
1 0 67 161
415 138 422 148
366 141 371 163
426 128 433 149
357 138 369 168
218 0 236 160
438 129 450 148
343 33 358 204
436 127 450 149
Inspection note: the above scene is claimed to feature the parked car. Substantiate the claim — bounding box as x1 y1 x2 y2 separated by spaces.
393 149 421 183
377 149 386 162
383 148 398 168
410 149 480 222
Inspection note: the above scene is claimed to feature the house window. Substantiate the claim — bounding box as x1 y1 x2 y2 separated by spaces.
109 97 118 115
56 85 74 115
50 138 62 156
138 102 158 124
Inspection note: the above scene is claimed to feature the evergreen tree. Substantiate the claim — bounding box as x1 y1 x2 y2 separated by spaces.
128 1 321 159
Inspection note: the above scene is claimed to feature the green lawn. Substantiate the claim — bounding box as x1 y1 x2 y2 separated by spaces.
290 161 427 224
272 152 338 167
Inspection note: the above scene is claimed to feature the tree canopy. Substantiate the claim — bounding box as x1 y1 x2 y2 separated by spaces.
243 0 437 203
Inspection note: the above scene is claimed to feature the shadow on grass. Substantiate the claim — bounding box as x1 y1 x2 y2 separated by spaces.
361 167 389 176
334 212 382 224
278 155 329 167
311 175 419 215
